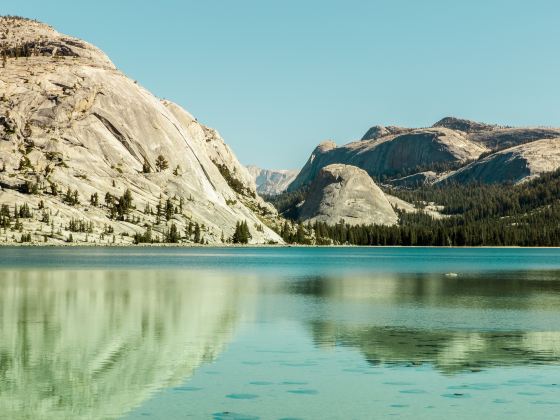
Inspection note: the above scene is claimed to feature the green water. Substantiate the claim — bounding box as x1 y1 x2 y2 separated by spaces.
0 248 559 419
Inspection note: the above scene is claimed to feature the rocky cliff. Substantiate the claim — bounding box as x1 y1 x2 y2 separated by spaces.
0 17 282 244
288 127 487 191
298 164 398 226
288 117 560 191
246 165 299 196
439 138 560 184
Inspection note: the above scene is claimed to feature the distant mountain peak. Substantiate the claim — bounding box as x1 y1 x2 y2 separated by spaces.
246 166 299 196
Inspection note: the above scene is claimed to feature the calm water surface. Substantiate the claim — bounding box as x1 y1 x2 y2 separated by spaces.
0 247 559 419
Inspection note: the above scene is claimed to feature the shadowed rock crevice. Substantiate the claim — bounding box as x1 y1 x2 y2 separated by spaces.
93 112 142 163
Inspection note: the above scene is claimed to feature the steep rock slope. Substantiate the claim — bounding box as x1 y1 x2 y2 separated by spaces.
246 165 299 196
288 128 486 191
298 164 398 226
439 138 560 184
0 17 281 244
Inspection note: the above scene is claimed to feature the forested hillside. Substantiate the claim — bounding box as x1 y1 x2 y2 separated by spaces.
267 170 560 246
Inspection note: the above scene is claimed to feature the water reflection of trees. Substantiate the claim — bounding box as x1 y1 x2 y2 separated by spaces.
297 271 560 373
289 271 560 309
0 270 255 419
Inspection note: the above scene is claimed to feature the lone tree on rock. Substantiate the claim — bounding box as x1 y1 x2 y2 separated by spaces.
155 155 169 172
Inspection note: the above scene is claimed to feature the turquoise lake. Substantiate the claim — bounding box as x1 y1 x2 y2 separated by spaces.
0 247 559 419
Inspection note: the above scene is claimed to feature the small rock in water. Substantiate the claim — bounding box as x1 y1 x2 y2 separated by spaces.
445 272 459 277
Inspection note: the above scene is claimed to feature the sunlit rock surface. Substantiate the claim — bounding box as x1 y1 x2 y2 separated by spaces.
0 17 282 244
439 138 560 184
288 129 487 191
288 117 560 191
298 164 398 226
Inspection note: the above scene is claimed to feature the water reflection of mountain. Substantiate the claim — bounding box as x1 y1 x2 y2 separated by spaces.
0 270 256 419
295 272 560 373
311 322 560 374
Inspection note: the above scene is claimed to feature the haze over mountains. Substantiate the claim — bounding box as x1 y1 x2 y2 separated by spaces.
246 166 298 196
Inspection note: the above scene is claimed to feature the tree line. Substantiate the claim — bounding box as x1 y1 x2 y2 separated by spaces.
269 169 560 247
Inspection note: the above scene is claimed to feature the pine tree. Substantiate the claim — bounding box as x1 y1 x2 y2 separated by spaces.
134 225 153 244
295 223 306 244
19 203 32 218
166 223 179 243
165 198 174 221
155 155 169 172
232 221 251 244
194 223 201 243
115 189 133 219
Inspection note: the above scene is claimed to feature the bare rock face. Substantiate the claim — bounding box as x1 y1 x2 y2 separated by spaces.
468 127 560 151
361 125 409 141
298 164 398 226
289 116 560 191
433 117 560 151
439 138 560 184
432 117 497 133
288 128 486 191
0 17 282 244
246 166 299 196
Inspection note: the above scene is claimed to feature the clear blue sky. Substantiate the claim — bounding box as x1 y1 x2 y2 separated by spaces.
3 1 560 168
